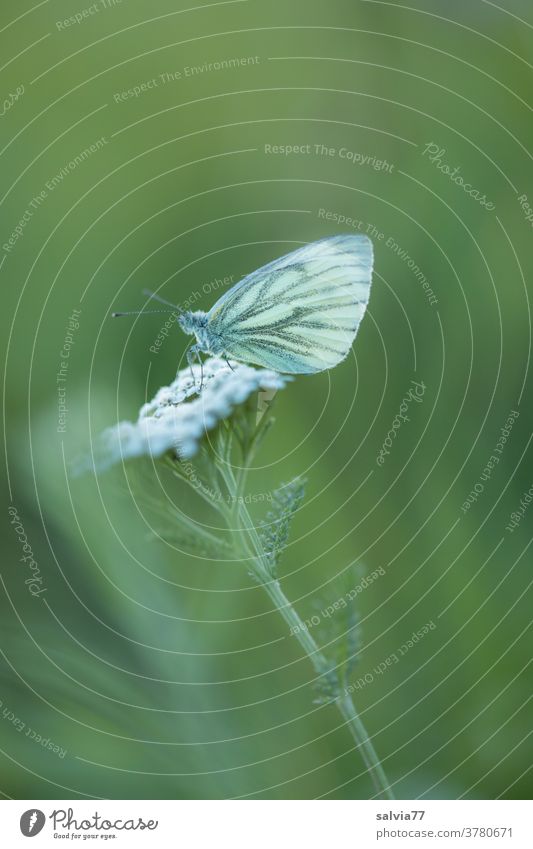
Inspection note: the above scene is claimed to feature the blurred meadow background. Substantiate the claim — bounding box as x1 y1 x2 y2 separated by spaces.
1 0 532 799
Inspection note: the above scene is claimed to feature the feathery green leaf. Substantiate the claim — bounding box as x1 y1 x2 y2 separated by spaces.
259 477 306 579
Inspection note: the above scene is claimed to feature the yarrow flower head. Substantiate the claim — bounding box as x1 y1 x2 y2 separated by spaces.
80 358 290 473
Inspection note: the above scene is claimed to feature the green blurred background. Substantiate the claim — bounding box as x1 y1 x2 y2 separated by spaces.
1 0 532 800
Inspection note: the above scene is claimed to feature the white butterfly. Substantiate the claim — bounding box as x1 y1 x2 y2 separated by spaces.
180 235 373 374
115 235 373 375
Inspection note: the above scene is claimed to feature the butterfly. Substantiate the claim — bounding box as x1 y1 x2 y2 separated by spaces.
115 235 373 375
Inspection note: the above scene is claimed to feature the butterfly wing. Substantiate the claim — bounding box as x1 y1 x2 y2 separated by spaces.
206 235 373 374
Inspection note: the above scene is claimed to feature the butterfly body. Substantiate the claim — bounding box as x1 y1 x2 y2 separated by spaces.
178 234 373 375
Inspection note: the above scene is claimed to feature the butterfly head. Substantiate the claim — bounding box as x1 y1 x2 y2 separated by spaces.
178 310 208 336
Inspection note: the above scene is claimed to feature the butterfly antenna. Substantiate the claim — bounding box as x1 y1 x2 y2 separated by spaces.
142 289 182 311
112 309 176 317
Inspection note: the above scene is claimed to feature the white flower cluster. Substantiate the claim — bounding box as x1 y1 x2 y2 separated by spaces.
84 358 289 472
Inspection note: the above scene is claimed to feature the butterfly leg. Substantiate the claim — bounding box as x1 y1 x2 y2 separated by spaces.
186 345 198 388
224 357 236 372
198 350 204 391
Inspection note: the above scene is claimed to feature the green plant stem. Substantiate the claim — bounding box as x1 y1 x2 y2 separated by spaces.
177 418 394 799
336 692 394 800
231 474 394 800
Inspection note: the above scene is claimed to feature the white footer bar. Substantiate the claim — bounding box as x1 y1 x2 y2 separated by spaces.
1 799 531 848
